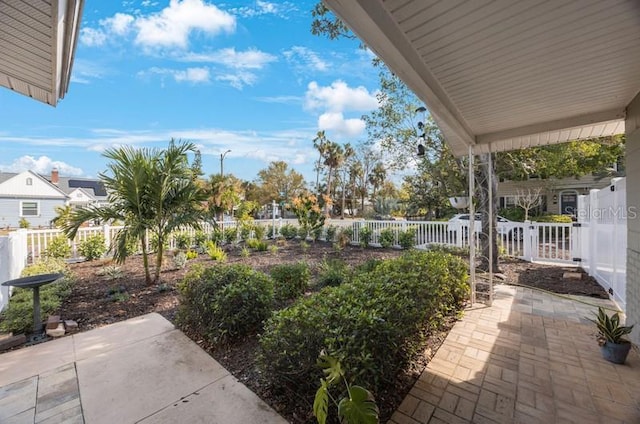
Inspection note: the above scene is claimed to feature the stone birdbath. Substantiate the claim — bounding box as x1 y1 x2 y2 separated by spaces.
2 273 64 342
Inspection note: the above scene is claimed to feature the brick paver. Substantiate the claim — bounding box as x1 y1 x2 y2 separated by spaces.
391 284 640 423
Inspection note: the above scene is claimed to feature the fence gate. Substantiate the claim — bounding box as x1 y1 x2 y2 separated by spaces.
521 222 577 264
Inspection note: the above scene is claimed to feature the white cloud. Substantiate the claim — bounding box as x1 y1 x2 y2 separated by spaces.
80 27 107 47
255 95 301 105
71 59 107 84
215 71 258 90
284 46 328 73
305 80 378 112
318 112 366 137
231 1 297 18
0 156 84 177
180 48 277 69
143 66 211 84
80 0 235 50
134 0 236 49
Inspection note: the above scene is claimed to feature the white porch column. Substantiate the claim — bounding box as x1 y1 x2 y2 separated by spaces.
625 91 640 345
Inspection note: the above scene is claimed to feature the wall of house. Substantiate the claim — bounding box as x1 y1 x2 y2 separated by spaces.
498 175 613 215
625 91 640 345
0 197 66 228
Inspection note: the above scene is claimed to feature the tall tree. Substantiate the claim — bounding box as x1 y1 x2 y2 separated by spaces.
368 162 387 202
254 161 306 205
339 143 355 218
63 140 206 284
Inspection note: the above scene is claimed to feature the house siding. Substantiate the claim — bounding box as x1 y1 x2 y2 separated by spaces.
626 91 640 346
498 175 614 215
0 197 66 228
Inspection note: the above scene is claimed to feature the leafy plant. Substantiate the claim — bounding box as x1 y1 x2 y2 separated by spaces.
241 247 251 258
240 223 253 241
325 225 337 242
150 233 169 253
269 245 279 255
223 227 238 244
280 224 298 239
593 307 634 345
270 262 311 301
174 232 192 250
194 231 208 249
177 264 274 343
314 351 379 424
44 235 72 259
317 258 350 288
336 227 353 248
312 226 324 242
185 249 198 260
398 228 416 249
300 240 310 253
78 234 107 261
172 251 188 269
358 225 372 248
97 265 124 280
19 217 30 229
253 224 266 240
246 238 268 251
289 192 326 239
259 250 469 400
106 285 129 302
205 241 227 262
379 228 395 248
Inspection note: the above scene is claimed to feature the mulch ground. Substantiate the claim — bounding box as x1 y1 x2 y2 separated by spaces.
6 241 609 423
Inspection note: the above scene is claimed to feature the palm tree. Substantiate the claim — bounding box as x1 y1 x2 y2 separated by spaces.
369 162 387 203
63 140 206 284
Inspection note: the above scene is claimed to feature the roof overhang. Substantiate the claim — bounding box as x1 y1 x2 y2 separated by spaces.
323 0 640 156
0 0 85 107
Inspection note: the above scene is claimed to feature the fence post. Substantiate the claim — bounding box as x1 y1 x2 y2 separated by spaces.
103 224 111 249
588 189 599 278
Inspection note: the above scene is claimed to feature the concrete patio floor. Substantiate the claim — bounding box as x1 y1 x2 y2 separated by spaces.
0 313 287 424
390 284 640 424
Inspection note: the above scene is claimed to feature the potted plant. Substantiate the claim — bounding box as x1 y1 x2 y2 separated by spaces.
593 307 634 364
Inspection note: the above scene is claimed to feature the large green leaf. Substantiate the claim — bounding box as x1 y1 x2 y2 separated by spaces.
313 379 329 424
337 386 379 424
317 351 344 384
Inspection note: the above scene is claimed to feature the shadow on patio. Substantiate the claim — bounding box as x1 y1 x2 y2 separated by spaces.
390 284 640 423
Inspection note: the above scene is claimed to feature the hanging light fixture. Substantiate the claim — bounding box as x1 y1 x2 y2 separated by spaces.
415 106 427 158
417 144 426 157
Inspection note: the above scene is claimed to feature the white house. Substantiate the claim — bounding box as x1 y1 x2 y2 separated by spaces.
0 170 68 228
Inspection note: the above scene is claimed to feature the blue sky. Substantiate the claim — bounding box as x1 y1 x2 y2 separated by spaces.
0 0 381 183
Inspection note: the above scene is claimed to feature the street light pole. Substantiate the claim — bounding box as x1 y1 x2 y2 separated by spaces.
220 149 231 178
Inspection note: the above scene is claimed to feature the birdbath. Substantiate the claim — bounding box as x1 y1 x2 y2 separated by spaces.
2 273 64 341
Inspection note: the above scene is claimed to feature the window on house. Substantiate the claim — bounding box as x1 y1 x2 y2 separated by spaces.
21 201 38 216
26 177 32 186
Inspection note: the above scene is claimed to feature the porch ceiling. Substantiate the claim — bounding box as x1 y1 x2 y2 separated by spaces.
323 0 640 156
0 0 84 107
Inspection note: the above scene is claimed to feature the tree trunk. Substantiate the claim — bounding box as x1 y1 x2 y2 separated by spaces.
153 232 163 284
325 167 333 216
475 153 500 273
141 232 152 285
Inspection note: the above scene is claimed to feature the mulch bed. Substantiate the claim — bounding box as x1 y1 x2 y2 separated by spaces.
5 241 609 423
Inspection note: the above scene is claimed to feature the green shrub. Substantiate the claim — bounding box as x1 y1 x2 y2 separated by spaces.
19 217 30 228
325 225 337 242
499 207 525 222
311 226 324 241
223 227 238 244
280 224 298 239
194 231 208 249
259 250 469 399
379 228 395 248
0 259 74 334
253 225 266 240
297 226 309 240
398 227 416 249
185 249 198 260
270 262 311 301
246 238 268 251
268 245 278 255
174 232 192 250
205 241 227 262
317 258 350 287
173 251 187 269
358 225 372 248
336 227 353 247
177 264 274 343
210 229 224 245
534 214 572 223
44 235 71 259
241 247 251 258
240 224 253 241
78 234 106 261
96 265 124 280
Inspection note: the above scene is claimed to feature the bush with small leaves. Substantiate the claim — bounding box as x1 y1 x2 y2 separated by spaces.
223 227 238 244
358 225 372 248
280 224 298 239
44 235 71 259
19 217 30 228
177 264 274 343
0 259 74 335
325 225 337 242
185 249 198 260
259 250 469 402
270 262 311 301
398 228 416 249
241 247 251 258
254 224 266 240
174 232 192 250
173 251 188 269
96 265 124 280
316 258 350 288
336 227 353 247
379 228 396 248
78 234 106 261
205 241 227 262
312 226 324 242
210 229 224 245
194 231 208 249
246 238 268 251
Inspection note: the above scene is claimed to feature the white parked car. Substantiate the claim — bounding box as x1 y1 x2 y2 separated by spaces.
447 214 522 239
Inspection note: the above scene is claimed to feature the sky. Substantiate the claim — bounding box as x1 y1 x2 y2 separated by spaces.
0 0 381 183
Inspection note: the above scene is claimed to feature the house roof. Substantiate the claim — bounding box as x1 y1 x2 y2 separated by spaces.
0 0 85 106
323 0 640 157
0 170 68 198
0 171 107 199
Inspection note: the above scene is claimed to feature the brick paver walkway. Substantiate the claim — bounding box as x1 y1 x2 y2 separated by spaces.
390 285 640 424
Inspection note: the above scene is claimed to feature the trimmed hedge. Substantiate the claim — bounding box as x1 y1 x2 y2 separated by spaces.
177 264 274 343
258 250 469 397
270 262 311 301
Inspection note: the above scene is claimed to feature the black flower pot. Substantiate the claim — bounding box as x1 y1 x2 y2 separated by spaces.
600 341 632 364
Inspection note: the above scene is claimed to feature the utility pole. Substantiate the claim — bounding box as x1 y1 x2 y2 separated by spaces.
220 149 231 177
